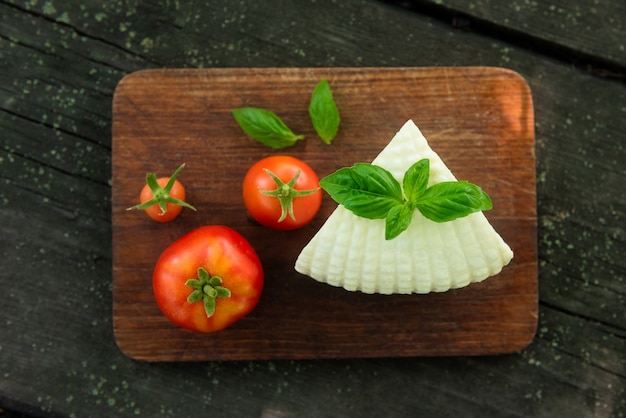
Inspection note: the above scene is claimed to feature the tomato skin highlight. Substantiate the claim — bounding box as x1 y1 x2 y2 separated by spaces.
152 225 264 333
140 178 185 222
242 156 322 230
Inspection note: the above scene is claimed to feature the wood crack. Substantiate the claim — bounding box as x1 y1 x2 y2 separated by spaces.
380 0 626 81
1 0 160 69
0 106 111 154
539 299 626 337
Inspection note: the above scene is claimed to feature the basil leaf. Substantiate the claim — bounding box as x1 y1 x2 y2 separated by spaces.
416 181 493 222
320 163 404 219
322 159 493 240
232 107 304 149
309 79 340 144
403 159 430 207
385 203 413 240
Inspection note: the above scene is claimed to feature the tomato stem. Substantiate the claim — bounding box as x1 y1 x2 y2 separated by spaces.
258 169 319 222
126 163 197 214
185 267 231 317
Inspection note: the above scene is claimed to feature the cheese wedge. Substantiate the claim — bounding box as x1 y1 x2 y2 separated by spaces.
294 120 513 294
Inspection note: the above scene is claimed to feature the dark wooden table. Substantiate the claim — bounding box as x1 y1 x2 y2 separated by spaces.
1 1 624 417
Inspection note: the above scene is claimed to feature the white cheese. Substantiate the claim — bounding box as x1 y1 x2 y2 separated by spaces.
294 120 514 294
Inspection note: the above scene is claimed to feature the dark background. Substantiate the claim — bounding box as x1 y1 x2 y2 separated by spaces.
1 1 624 417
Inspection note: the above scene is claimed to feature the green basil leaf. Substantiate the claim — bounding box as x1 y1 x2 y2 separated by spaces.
232 107 304 149
320 163 404 219
385 203 413 240
416 181 493 222
308 79 340 144
403 158 430 207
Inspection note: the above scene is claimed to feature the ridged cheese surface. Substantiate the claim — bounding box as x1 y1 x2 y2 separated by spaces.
294 120 514 294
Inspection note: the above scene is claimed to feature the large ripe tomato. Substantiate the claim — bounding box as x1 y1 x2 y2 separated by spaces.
128 163 196 222
242 156 322 230
152 225 264 333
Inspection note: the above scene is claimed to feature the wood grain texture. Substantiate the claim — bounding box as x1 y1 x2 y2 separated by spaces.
4 0 623 416
394 0 626 70
111 67 537 361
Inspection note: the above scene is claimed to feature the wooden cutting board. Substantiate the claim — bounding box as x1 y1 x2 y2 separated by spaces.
112 67 537 361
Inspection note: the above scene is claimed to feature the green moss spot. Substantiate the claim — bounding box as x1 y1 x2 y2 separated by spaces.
141 37 154 49
43 1 56 14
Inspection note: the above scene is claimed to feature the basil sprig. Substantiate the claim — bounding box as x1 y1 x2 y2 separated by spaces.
320 159 493 240
309 79 340 144
232 107 304 149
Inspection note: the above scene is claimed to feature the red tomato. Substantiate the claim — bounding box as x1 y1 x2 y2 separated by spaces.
153 225 264 333
139 177 186 222
128 163 196 222
242 156 322 230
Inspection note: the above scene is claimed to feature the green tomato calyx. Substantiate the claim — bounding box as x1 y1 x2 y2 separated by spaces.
127 163 197 214
258 168 319 222
185 267 231 318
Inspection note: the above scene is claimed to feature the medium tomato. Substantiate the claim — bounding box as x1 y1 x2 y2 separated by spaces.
153 225 264 333
242 156 322 230
128 163 196 222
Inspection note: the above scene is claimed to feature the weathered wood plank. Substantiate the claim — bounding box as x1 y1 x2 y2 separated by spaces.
388 0 626 70
0 0 624 417
0 3 147 148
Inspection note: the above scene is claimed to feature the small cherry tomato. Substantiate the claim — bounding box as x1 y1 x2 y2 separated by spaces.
152 225 264 333
127 163 196 222
242 156 322 230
